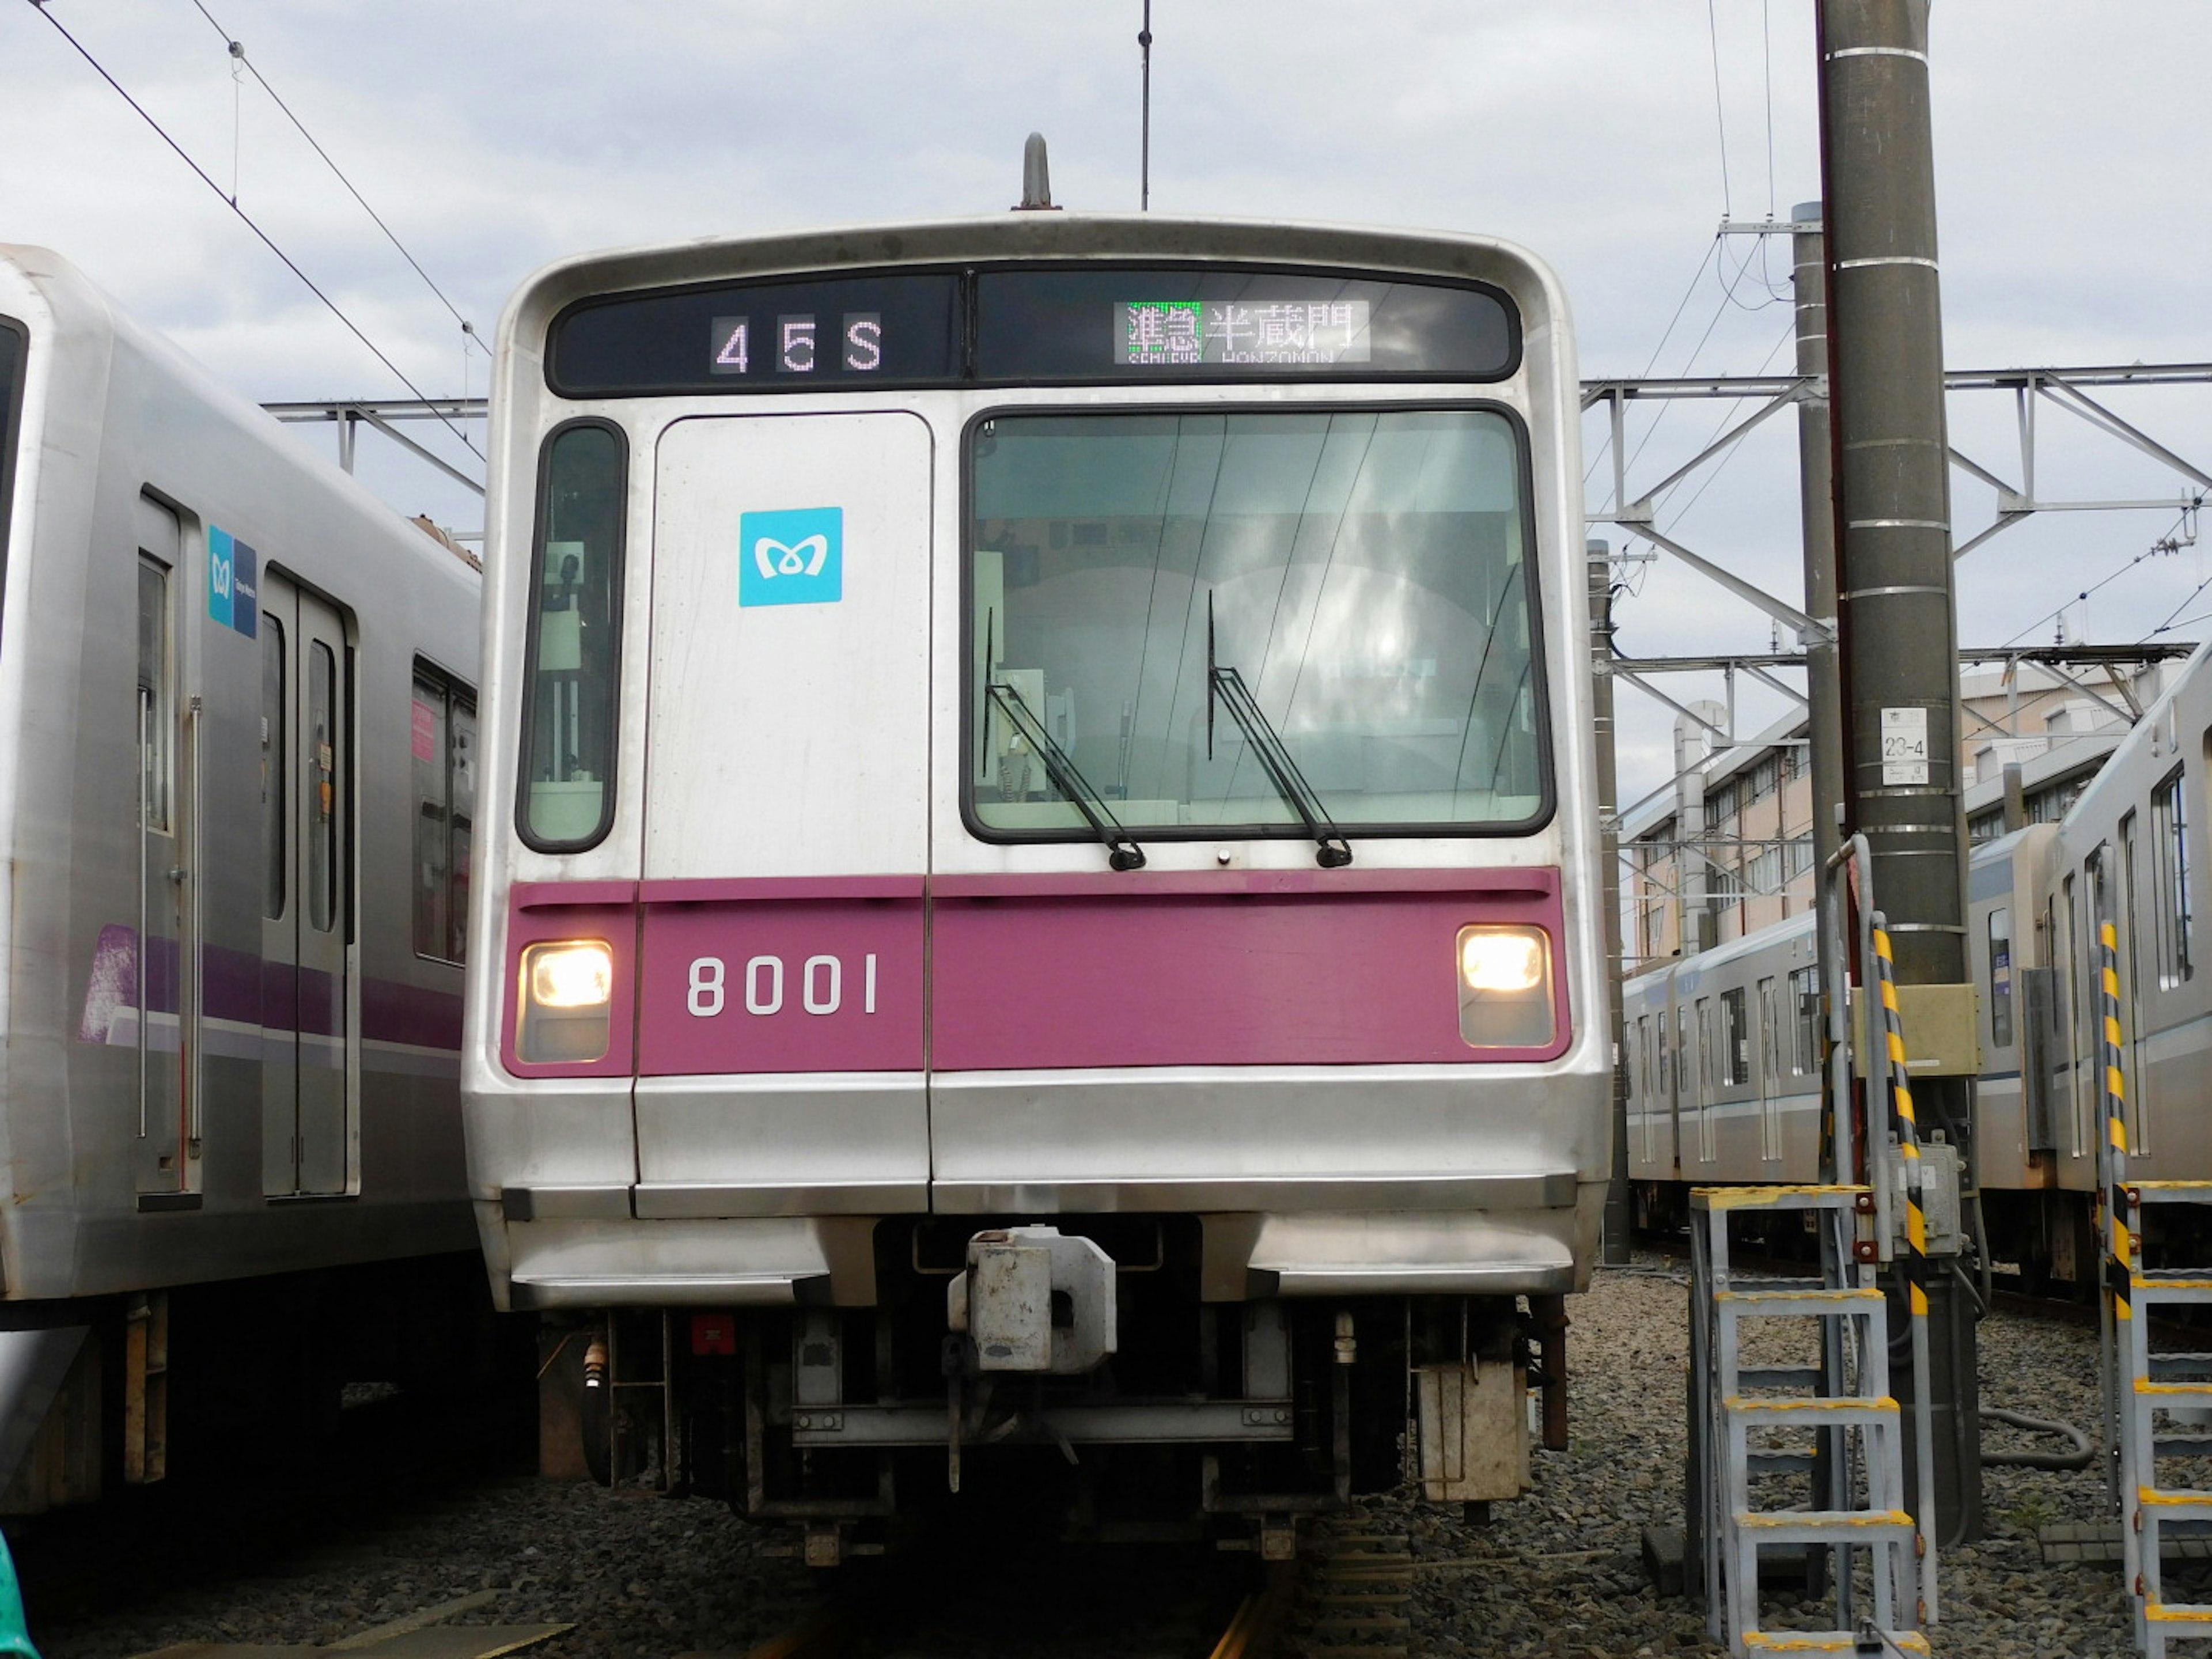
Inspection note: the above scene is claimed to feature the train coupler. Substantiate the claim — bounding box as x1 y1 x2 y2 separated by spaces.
944 1226 1116 1374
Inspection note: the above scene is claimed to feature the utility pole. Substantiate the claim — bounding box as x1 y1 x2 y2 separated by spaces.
1792 201 1844 896
1592 541 1632 1266
1818 0 1981 1545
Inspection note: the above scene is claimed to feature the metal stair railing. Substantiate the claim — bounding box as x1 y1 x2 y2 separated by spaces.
1691 1184 1926 1657
2100 916 2212 1656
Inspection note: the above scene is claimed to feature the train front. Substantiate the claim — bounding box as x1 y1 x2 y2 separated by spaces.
463 215 1606 1556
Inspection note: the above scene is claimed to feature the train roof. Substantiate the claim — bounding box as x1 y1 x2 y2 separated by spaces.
0 244 478 585
492 212 1573 363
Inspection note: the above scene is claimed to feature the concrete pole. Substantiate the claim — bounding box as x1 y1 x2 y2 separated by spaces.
1818 0 1981 1545
1673 710 1721 958
1793 202 1845 893
1592 541 1633 1265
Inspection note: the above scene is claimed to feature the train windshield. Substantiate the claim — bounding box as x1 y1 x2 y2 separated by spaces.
968 408 1546 840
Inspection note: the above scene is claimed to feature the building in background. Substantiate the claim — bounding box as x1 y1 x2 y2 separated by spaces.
1622 657 2176 971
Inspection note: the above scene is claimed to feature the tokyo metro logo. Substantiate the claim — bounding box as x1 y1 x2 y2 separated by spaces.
739 506 843 608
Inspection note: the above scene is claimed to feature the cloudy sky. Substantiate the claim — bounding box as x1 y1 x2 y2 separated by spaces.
4 1 2207 796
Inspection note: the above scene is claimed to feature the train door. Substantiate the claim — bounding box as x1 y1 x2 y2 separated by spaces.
1695 996 1716 1162
259 571 353 1195
2119 815 2151 1153
1756 975 1782 1161
1670 998 1688 1175
630 413 932 1210
134 498 189 1195
2062 871 2086 1159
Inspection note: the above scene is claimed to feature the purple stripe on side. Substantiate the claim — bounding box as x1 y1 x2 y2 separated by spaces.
75 926 461 1051
929 867 1559 900
78 924 139 1041
931 882 1571 1071
639 875 927 905
363 978 464 1051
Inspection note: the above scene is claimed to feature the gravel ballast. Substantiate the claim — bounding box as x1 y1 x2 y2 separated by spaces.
24 1257 2149 1658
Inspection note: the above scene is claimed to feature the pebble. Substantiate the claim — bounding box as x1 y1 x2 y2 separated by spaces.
23 1255 2154 1657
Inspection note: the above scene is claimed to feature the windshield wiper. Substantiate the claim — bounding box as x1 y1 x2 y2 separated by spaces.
987 680 1147 871
1206 600 1353 868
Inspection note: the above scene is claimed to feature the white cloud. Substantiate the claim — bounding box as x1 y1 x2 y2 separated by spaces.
5 0 2207 800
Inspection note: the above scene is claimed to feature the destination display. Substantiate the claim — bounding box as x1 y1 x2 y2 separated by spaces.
1116 298 1371 366
547 265 1516 395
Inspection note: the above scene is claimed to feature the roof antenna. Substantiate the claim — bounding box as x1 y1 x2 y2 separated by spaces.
1014 132 1059 212
1139 1 1153 210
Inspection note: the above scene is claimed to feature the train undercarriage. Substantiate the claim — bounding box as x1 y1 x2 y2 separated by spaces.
539 1218 1568 1565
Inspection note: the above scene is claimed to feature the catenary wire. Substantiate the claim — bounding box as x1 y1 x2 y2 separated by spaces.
1583 239 1724 494
25 0 484 461
1991 498 2204 649
184 0 486 355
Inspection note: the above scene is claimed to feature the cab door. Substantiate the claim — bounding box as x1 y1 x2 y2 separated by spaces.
134 499 188 1196
630 412 933 1217
260 570 353 1195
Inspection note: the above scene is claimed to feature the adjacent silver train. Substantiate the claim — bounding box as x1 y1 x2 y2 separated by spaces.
463 213 1607 1555
0 245 485 1508
1627 637 2212 1287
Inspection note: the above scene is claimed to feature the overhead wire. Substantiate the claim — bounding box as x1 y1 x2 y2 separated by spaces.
1583 237 1720 493
1989 498 2205 650
183 0 487 358
25 0 483 461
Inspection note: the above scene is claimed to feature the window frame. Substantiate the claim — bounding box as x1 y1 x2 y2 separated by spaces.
514 416 630 855
1789 964 1820 1077
412 657 478 966
1719 985 1750 1089
956 399 1554 847
2153 764 2194 991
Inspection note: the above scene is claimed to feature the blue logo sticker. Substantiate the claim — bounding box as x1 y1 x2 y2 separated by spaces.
207 527 233 630
738 506 843 608
207 527 259 639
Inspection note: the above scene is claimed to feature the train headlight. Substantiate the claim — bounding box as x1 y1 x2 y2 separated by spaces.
518 941 613 1063
1456 926 1554 1049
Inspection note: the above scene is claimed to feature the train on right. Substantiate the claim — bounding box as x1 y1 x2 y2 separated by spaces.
1626 637 2212 1289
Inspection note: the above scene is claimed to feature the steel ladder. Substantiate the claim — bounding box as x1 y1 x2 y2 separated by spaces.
1691 1184 1927 1656
2088 916 2212 1655
2111 1177 2212 1653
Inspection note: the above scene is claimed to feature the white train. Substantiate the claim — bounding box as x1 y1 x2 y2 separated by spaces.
1627 637 2212 1287
0 245 486 1508
461 211 1608 1555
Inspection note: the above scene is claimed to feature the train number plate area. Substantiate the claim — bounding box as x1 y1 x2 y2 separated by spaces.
638 891 925 1074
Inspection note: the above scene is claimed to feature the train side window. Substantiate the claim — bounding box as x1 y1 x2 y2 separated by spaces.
1719 987 1749 1088
263 615 286 918
412 663 477 964
308 641 338 933
1987 906 2013 1048
520 420 626 851
2153 767 2193 989
1789 964 1819 1075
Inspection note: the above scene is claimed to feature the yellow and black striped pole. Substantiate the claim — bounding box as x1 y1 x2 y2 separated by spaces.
1871 918 1939 1624
2096 918 2139 1596
2101 919 2133 1325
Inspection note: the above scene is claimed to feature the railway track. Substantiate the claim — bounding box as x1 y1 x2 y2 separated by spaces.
700 1517 1421 1659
